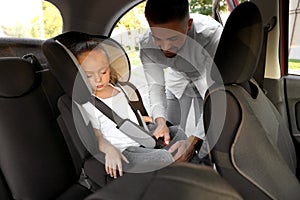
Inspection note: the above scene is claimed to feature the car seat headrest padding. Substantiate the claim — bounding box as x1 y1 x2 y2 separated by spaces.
211 2 263 84
0 58 36 97
53 31 130 83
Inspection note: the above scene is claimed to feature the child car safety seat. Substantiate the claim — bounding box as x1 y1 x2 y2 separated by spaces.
0 55 92 199
42 31 158 187
203 2 300 199
48 31 149 117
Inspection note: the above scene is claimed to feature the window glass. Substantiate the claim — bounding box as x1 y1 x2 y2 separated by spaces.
190 0 230 25
0 0 62 39
289 0 300 74
111 2 147 68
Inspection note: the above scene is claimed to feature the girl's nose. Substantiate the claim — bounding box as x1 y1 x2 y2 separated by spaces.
95 74 101 82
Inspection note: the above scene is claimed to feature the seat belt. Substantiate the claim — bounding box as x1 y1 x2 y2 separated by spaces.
253 17 277 90
114 84 143 126
212 0 224 26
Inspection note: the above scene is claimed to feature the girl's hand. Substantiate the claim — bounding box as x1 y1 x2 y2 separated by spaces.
94 128 129 178
104 145 129 179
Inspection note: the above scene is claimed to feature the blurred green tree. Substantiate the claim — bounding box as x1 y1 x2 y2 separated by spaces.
115 2 146 34
190 0 228 16
31 1 62 39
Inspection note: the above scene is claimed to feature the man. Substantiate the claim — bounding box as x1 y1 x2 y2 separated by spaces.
139 0 223 162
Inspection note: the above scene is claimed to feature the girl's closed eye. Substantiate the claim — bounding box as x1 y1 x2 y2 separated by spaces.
86 72 93 78
100 67 109 74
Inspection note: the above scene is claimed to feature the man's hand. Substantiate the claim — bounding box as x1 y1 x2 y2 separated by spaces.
153 117 170 145
168 139 195 162
104 145 129 179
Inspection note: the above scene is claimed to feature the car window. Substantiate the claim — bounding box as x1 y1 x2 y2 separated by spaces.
289 0 300 74
111 2 146 68
0 0 62 39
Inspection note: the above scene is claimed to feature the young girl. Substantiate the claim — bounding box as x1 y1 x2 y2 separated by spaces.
71 40 187 179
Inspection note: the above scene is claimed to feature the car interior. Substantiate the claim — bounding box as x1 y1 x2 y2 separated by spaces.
0 0 300 199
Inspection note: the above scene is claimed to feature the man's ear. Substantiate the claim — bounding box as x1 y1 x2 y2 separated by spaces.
188 18 193 31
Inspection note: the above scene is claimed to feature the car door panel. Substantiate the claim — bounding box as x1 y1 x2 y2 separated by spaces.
285 75 300 144
264 78 289 125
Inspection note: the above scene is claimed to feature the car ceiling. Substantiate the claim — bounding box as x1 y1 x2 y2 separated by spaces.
47 0 277 38
48 0 143 36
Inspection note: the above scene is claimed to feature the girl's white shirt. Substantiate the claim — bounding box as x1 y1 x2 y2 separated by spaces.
80 86 140 152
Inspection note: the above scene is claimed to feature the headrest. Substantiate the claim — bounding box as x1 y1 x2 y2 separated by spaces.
42 31 130 103
211 2 263 84
0 57 38 97
42 38 89 104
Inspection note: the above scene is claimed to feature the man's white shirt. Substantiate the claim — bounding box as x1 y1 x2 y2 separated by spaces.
140 13 223 137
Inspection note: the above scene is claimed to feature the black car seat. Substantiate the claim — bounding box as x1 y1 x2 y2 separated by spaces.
85 163 243 200
0 56 92 199
42 31 153 188
203 2 300 199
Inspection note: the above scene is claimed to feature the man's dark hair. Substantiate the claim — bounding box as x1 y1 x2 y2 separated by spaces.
145 0 189 24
